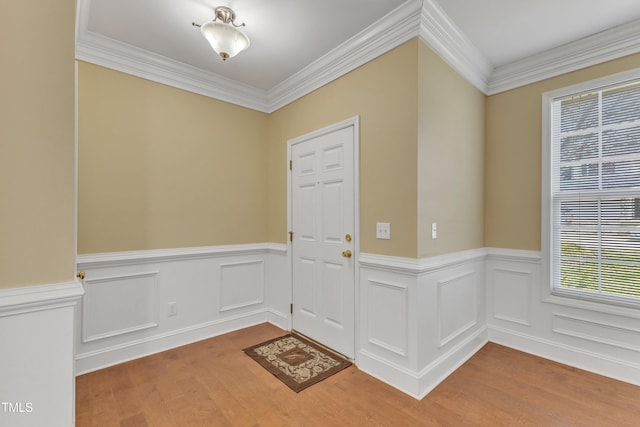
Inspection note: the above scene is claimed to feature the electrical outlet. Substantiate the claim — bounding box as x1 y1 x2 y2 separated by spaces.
168 302 177 317
376 222 390 239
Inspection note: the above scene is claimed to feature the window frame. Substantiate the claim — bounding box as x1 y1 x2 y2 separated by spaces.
542 68 640 313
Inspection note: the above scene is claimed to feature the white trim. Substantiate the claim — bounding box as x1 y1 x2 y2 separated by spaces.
491 268 533 326
357 326 488 399
76 242 285 269
418 0 492 94
82 271 160 342
489 19 640 95
75 243 291 374
366 279 409 357
0 281 82 426
75 0 269 112
359 247 487 275
415 326 488 399
485 247 542 264
75 30 270 112
75 308 284 375
487 248 640 388
267 0 422 111
75 0 421 114
437 271 478 347
489 325 640 386
76 0 640 110
219 260 265 312
0 280 84 316
541 68 640 314
552 312 640 352
542 293 640 320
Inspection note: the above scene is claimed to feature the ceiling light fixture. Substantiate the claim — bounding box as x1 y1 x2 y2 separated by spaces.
192 6 250 61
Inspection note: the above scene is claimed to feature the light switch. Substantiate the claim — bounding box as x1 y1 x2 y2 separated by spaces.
376 222 390 240
431 222 437 239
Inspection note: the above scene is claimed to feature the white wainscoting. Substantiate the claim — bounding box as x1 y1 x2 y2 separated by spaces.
75 244 289 374
74 243 640 399
486 248 640 387
358 249 488 399
0 280 84 427
82 271 160 342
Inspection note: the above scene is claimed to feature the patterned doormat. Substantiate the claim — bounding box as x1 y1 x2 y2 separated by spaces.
243 334 352 392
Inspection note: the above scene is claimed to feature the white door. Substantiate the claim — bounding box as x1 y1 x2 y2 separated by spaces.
290 120 356 359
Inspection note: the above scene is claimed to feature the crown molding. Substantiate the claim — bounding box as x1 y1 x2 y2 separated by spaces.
75 0 422 114
75 30 270 112
75 0 640 110
488 19 640 95
418 0 493 94
266 0 423 112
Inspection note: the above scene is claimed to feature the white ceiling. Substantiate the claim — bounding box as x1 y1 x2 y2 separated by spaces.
76 0 640 111
436 0 640 67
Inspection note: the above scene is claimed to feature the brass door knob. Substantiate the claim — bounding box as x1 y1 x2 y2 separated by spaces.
342 250 352 258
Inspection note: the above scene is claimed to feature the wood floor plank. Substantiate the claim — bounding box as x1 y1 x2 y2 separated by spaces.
76 323 640 426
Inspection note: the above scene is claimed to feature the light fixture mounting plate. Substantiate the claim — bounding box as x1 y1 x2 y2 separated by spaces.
214 6 244 27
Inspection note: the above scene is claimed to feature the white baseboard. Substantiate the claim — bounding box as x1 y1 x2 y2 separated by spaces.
358 327 488 399
76 308 288 374
416 326 488 399
489 325 640 387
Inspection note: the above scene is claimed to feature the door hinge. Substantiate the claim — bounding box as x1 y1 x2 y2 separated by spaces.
290 303 293 314
289 231 293 242
289 160 292 171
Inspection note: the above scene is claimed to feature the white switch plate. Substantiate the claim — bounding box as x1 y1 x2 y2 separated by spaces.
168 302 177 316
431 222 437 239
376 222 390 239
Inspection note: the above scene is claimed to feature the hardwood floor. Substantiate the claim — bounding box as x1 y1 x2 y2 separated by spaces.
76 323 640 426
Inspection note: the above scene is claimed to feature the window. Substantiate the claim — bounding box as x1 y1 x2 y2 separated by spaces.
543 69 640 308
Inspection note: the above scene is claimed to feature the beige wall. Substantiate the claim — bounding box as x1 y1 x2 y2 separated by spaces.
78 62 269 253
267 40 419 258
485 53 640 251
77 33 639 258
78 39 484 259
0 1 76 288
417 43 485 258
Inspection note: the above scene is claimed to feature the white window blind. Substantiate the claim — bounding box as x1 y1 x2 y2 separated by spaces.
549 77 640 306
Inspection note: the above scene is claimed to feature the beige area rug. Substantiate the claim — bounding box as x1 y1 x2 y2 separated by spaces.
243 334 352 392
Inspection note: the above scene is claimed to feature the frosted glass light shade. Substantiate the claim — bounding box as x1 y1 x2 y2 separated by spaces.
201 21 250 61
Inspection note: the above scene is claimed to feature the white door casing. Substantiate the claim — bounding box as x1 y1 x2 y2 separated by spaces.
288 117 359 359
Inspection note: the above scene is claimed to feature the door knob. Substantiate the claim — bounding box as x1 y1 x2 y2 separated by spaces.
342 249 352 258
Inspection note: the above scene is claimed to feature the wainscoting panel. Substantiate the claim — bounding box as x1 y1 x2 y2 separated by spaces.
366 279 408 356
486 248 640 387
357 249 487 399
82 271 159 342
75 244 288 374
437 271 478 347
492 267 532 326
552 313 640 353
219 260 264 312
